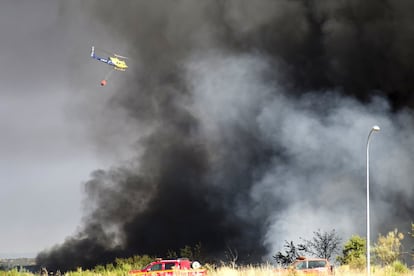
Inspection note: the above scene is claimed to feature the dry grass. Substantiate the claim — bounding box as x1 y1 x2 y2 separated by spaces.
208 264 275 276
2 265 412 276
206 265 414 276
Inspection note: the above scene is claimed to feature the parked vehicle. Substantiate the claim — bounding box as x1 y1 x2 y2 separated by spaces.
275 256 333 275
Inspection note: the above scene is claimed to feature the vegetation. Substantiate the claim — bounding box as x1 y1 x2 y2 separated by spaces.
300 229 342 261
166 242 203 261
273 229 342 266
372 228 405 266
273 240 305 267
1 264 413 276
337 235 366 270
412 223 414 262
2 225 414 275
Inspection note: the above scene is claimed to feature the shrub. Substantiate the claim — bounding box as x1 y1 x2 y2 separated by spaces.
337 235 365 268
390 260 409 273
372 229 404 266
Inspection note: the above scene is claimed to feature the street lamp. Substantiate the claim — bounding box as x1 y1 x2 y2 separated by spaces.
366 125 380 276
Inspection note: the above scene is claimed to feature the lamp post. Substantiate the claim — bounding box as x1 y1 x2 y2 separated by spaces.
366 125 380 276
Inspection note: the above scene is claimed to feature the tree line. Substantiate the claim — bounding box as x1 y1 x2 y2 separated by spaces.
273 223 414 272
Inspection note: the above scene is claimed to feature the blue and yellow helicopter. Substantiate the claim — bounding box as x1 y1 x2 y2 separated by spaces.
90 46 128 86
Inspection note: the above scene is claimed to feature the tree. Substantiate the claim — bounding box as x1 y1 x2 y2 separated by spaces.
112 255 154 270
337 235 366 269
224 245 238 268
301 229 342 261
411 223 414 262
273 240 306 267
372 228 404 266
166 243 203 261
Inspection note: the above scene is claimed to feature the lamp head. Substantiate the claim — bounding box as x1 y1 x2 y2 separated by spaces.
372 125 380 131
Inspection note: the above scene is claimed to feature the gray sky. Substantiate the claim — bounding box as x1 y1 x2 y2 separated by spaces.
0 1 133 257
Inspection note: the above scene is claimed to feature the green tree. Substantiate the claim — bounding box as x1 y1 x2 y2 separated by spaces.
273 240 306 267
166 249 178 259
166 243 203 261
337 235 366 269
181 243 202 260
301 229 342 261
372 228 404 266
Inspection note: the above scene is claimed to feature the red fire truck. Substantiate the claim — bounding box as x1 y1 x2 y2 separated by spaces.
129 258 207 276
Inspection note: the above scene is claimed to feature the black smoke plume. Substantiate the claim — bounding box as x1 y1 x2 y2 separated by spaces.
37 0 414 270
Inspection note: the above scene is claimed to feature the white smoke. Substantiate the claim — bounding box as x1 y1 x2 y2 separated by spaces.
184 49 414 260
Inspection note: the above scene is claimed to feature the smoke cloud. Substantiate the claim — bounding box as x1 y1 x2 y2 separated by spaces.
37 0 414 270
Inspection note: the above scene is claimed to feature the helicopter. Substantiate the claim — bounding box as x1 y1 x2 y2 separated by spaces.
90 46 128 86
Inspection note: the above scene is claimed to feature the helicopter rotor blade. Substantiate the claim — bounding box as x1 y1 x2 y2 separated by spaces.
114 54 128 59
93 46 128 59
